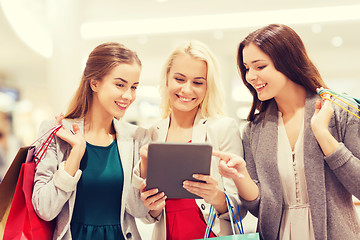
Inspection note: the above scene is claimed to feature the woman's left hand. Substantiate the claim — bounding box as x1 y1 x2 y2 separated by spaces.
311 90 340 156
311 93 334 136
183 175 226 212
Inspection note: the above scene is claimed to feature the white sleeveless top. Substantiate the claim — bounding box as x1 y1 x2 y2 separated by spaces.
277 112 315 240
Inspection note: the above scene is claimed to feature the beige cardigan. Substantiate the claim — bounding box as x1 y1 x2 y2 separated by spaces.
32 118 150 240
133 112 246 240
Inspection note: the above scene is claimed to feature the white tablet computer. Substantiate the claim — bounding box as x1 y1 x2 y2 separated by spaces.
146 142 212 199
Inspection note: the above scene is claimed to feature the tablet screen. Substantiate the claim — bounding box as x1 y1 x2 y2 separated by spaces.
146 142 212 199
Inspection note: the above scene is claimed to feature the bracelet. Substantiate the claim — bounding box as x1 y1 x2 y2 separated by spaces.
149 211 161 221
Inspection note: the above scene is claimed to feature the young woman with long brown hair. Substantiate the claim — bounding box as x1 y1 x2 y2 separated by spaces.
217 24 360 240
32 42 149 240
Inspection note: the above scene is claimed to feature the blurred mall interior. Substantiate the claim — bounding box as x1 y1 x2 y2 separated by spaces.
0 0 360 237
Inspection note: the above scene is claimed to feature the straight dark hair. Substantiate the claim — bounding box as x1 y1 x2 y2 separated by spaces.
237 24 327 121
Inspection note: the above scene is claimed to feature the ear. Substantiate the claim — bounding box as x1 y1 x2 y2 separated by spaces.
90 79 100 92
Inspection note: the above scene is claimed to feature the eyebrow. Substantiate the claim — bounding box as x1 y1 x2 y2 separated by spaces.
252 59 266 64
174 72 206 81
115 78 139 85
245 59 266 65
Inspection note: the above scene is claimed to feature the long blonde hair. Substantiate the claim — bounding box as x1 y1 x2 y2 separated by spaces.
159 40 225 119
65 42 141 119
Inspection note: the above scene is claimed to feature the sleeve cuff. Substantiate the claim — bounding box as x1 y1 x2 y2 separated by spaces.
142 210 163 224
53 161 82 192
240 191 260 216
324 143 352 170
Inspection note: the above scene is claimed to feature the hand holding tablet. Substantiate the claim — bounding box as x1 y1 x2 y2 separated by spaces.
146 142 212 199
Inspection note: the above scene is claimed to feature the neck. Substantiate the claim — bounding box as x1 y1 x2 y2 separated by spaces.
84 106 114 135
169 107 198 129
275 84 306 116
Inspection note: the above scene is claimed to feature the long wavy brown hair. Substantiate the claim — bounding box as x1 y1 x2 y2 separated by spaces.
237 24 327 121
65 42 141 119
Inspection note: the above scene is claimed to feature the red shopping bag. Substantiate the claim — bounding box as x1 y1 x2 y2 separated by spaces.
0 146 35 238
3 125 61 240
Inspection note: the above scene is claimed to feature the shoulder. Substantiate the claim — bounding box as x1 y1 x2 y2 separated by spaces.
39 119 56 133
206 116 240 140
243 112 264 129
148 117 168 133
38 118 79 133
149 117 168 129
114 119 149 140
329 94 360 130
241 112 265 141
206 116 238 129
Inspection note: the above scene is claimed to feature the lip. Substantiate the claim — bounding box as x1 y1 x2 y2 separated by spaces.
115 101 128 110
253 83 267 92
176 94 195 102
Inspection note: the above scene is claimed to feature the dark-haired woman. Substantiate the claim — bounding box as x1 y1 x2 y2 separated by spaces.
216 24 360 240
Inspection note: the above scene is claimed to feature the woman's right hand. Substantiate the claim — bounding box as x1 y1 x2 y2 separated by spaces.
214 150 246 180
55 114 86 176
140 179 166 219
214 150 259 201
55 114 86 152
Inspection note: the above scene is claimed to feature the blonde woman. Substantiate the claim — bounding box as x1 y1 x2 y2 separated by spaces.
133 40 246 239
32 42 149 240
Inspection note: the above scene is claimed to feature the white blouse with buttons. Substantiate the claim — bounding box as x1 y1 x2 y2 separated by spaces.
277 112 315 240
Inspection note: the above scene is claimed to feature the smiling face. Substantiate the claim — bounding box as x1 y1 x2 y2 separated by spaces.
242 43 290 102
166 53 207 116
91 62 141 119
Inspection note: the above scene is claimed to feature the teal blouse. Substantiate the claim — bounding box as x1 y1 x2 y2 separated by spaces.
70 139 125 240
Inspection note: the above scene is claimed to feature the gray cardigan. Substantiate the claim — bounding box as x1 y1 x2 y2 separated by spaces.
242 92 360 240
32 118 150 240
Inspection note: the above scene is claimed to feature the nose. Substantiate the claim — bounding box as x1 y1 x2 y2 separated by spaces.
181 81 192 93
246 68 257 83
122 88 133 101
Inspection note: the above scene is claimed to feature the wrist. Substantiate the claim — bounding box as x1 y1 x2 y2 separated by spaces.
149 210 162 220
312 126 330 138
211 191 227 214
70 144 85 157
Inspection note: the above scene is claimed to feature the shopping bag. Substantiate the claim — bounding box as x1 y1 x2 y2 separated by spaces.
197 193 260 240
0 146 35 238
200 233 260 240
318 88 360 120
2 125 61 240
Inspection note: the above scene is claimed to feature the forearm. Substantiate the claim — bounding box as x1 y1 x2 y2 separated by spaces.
33 161 81 221
64 145 84 176
233 171 259 201
126 187 149 218
313 129 340 157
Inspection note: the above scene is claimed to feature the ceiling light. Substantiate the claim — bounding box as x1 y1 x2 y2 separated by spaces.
213 30 224 40
1 0 53 58
311 24 322 34
331 36 343 47
81 4 360 39
137 35 149 45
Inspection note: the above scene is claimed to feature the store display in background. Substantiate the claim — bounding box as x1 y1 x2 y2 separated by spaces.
0 87 22 181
